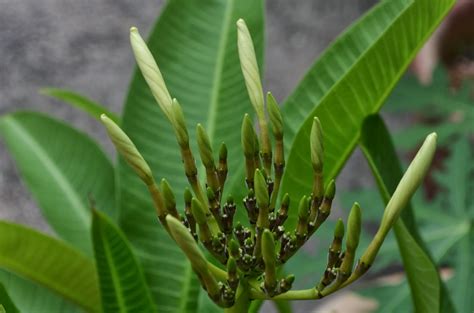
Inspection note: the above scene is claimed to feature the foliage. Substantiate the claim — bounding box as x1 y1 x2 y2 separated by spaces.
386 68 474 148
338 69 474 312
0 0 456 312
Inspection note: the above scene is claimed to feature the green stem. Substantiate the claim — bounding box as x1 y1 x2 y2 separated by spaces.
224 283 251 313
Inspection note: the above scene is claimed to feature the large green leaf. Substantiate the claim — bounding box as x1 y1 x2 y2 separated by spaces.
118 0 264 311
0 270 80 313
280 0 455 227
359 115 452 312
0 112 116 254
40 88 120 123
0 281 19 313
0 221 100 312
92 210 156 313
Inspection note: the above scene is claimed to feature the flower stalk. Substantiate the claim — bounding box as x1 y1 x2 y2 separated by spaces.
101 22 438 309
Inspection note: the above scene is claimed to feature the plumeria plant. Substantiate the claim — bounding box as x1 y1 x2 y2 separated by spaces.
99 20 438 311
0 0 457 312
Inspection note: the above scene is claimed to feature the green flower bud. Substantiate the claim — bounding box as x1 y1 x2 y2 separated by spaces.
360 133 438 268
298 195 310 221
129 27 173 121
339 203 361 278
326 218 344 271
254 169 269 210
381 133 437 231
267 92 283 139
171 99 189 147
167 216 220 299
241 114 257 158
184 187 193 205
236 19 264 120
310 117 324 173
262 230 276 268
346 202 362 252
296 195 310 240
196 123 215 168
228 239 241 259
227 256 239 289
334 218 345 239
325 179 336 200
100 114 153 186
161 179 178 218
191 198 207 225
262 230 277 294
217 142 228 188
166 215 208 273
191 198 212 244
206 186 216 202
219 142 227 161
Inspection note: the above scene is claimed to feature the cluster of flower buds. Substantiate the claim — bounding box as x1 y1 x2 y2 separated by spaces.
101 19 438 309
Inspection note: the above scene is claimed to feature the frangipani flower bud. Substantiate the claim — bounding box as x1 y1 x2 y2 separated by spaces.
339 202 361 278
241 114 258 158
360 133 438 268
191 198 212 243
296 195 310 240
346 202 362 252
191 198 207 224
267 92 283 139
161 179 179 218
334 218 345 239
262 230 277 294
228 239 241 259
171 99 189 147
100 114 153 186
219 142 227 161
254 169 269 210
184 187 193 205
197 123 215 169
227 256 239 289
130 27 173 121
236 19 264 120
310 117 324 174
166 215 220 299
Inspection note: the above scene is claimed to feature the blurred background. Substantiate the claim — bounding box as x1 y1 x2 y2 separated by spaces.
1 0 473 312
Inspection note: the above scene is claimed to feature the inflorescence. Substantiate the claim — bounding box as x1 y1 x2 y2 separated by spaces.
100 19 438 309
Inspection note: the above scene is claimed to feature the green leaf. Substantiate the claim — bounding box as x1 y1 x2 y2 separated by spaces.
92 210 156 313
118 0 264 311
0 270 80 313
384 68 474 149
359 115 453 312
0 282 19 313
40 88 120 123
280 0 455 228
0 112 116 254
0 221 100 312
437 138 473 312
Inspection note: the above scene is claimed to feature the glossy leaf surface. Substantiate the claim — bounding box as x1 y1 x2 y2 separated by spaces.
0 112 116 254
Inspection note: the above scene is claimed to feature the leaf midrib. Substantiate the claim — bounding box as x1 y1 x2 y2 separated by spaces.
2 116 88 225
101 225 127 313
205 0 234 145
